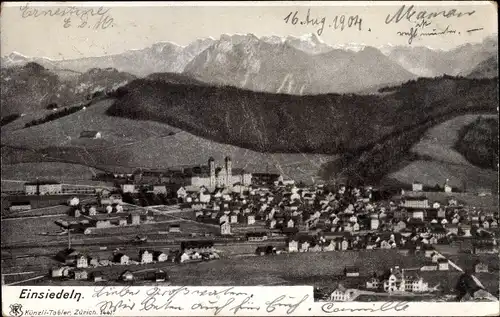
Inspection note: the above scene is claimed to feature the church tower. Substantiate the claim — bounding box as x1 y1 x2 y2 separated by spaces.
209 157 215 188
225 156 232 188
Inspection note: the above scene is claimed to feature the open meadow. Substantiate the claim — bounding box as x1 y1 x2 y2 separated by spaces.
386 114 499 193
1 162 104 182
410 114 498 166
14 250 432 286
1 99 336 184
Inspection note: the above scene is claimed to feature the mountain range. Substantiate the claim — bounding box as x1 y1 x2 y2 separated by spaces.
382 35 498 77
2 33 497 96
464 55 499 79
183 35 416 94
1 63 136 116
0 38 214 78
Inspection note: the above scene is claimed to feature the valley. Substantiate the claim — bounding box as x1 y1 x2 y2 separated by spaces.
0 99 336 185
1 33 498 189
0 7 498 305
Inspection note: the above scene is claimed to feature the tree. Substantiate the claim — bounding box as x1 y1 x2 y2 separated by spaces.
24 62 45 73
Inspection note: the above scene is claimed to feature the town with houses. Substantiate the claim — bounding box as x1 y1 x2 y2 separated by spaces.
1 1 499 311
2 156 499 302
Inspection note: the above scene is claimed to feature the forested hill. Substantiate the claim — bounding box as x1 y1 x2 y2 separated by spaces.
107 76 498 156
455 116 499 171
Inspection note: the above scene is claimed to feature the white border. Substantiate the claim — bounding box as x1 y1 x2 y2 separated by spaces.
2 1 496 7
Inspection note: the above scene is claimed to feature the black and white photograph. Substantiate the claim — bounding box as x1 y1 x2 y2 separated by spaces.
1 1 498 313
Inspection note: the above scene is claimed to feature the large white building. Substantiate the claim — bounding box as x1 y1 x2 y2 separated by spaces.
190 157 252 189
400 196 429 209
383 266 429 293
132 157 252 191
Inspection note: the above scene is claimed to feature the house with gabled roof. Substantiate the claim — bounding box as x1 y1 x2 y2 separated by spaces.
220 221 232 235
120 270 134 282
140 250 153 264
153 251 168 262
329 284 358 302
113 253 129 265
437 258 449 271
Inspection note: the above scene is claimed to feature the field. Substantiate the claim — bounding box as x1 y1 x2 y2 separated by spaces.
386 115 499 193
410 114 497 166
12 250 432 286
1 209 219 247
476 272 500 298
392 191 499 213
1 162 104 182
1 108 64 132
1 215 67 245
2 203 72 218
0 99 180 149
446 254 500 297
386 160 499 193
0 100 336 184
4 242 497 297
447 254 500 272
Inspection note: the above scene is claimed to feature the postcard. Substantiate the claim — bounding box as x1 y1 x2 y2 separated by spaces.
1 1 498 316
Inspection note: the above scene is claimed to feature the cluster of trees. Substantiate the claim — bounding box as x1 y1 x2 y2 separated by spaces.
0 113 20 126
378 75 497 93
323 78 498 185
122 191 178 207
86 90 106 100
108 76 497 158
105 75 498 186
25 103 90 128
24 62 46 73
455 116 499 170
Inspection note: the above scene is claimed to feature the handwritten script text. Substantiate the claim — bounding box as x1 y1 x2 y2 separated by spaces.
19 3 114 30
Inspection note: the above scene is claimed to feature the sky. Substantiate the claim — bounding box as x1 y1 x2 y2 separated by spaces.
0 1 498 59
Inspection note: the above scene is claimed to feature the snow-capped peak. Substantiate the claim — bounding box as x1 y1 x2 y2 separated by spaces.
260 35 285 45
330 43 367 52
298 33 324 45
9 51 29 59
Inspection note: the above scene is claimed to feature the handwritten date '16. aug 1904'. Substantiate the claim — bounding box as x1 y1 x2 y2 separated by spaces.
283 9 363 36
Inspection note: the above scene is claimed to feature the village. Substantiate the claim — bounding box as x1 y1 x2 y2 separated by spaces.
1 156 499 301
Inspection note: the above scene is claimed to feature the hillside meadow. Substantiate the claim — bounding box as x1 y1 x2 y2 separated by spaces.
384 114 499 193
2 75 497 186
1 100 335 184
107 76 498 155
